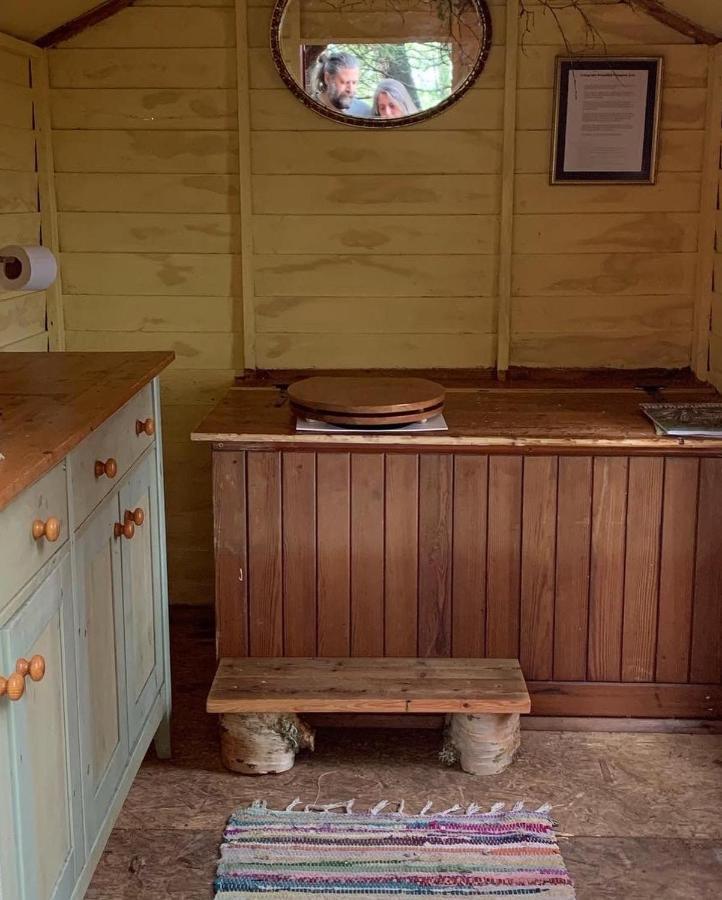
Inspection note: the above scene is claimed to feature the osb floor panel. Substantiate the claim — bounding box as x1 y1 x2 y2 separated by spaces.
86 608 722 900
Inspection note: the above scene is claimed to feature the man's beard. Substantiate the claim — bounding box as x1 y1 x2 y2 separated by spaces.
327 87 352 110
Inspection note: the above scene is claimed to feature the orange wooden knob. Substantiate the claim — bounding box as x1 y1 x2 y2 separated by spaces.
0 676 7 697
6 672 24 701
136 417 155 437
125 507 144 527
114 520 135 540
95 457 118 479
29 655 46 682
15 658 29 677
32 516 61 542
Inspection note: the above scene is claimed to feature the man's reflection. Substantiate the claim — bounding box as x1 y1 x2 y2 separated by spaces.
311 50 372 117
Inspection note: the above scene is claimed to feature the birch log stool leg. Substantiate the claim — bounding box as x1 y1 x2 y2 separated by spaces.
444 713 521 775
220 713 315 774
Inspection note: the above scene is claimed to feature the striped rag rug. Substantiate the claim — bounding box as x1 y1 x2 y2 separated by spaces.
215 800 576 898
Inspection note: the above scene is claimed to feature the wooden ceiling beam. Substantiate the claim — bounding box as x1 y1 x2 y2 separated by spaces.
628 0 719 45
35 0 136 48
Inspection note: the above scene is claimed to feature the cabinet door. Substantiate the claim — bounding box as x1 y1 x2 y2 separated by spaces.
0 555 83 900
74 491 128 851
119 449 164 748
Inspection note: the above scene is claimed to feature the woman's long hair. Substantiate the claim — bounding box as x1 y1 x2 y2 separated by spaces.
372 78 418 116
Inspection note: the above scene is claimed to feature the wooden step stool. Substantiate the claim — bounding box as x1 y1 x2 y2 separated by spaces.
207 657 531 776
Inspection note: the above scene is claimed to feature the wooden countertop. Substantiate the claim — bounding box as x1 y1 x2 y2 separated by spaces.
192 381 722 454
0 352 174 510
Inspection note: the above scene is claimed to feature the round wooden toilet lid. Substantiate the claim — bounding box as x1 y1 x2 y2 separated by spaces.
288 376 445 426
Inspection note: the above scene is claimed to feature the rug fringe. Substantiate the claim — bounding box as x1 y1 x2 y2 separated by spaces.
246 799 552 816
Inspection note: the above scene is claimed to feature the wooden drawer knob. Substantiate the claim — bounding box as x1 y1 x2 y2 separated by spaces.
95 457 118 479
32 516 61 542
125 507 144 527
0 656 45 702
136 417 155 437
114 520 135 540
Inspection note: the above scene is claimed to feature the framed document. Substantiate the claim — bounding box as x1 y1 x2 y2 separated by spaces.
551 57 662 184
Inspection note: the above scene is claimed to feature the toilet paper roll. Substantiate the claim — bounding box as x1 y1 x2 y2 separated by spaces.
0 245 58 292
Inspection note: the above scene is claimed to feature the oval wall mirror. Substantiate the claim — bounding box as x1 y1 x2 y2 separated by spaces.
270 0 493 128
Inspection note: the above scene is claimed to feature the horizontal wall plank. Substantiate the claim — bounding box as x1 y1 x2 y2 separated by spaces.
0 212 41 245
512 295 693 335
55 174 239 213
516 130 705 175
513 213 699 254
59 7 235 48
249 88 505 131
0 173 38 213
253 174 499 215
0 84 32 129
61 252 242 296
517 87 707 131
0 127 35 171
0 293 47 347
1 330 48 352
251 131 502 175
513 253 695 297
252 214 498 255
515 173 701 214
53 130 239 174
511 331 691 368
51 88 237 130
0 47 29 87
256 332 496 368
58 212 240 252
65 330 243 369
519 2 693 45
48 48 237 88
253 253 496 297
517 44 709 89
255 296 497 334
64 294 236 333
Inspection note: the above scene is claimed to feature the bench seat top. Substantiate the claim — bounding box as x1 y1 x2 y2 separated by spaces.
207 657 531 714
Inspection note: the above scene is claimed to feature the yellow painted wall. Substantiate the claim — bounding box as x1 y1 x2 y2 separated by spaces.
0 44 49 352
47 0 241 603
42 0 719 602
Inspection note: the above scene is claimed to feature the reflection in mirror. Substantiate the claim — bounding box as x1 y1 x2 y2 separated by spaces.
271 0 492 127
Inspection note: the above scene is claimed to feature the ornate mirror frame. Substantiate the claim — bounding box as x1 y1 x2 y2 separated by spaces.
269 0 493 129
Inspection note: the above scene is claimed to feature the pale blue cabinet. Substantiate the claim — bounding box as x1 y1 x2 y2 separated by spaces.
0 554 84 900
0 375 171 900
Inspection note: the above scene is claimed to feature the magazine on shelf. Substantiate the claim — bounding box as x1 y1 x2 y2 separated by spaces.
640 402 722 438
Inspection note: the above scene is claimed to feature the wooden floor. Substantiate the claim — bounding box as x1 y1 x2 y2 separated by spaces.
85 607 722 899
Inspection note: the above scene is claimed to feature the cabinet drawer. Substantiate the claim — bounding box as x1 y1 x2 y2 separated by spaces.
0 463 69 613
69 383 155 526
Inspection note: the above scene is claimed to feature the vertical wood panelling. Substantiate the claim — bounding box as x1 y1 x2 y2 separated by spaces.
621 457 664 682
690 458 722 683
486 456 522 658
588 457 628 682
656 457 699 683
282 451 316 656
317 452 351 655
418 454 453 657
350 454 385 656
213 451 248 657
246 451 282 656
520 456 557 680
554 456 592 680
451 455 488 657
384 454 419 656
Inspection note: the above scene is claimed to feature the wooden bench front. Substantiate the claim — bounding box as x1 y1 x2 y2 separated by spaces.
207 657 531 714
